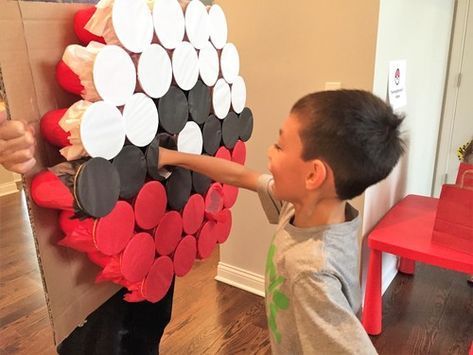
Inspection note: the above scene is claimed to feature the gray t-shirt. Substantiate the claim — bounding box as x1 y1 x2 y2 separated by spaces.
257 175 378 355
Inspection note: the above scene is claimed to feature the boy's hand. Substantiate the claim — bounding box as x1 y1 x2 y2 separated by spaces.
157 145 260 192
158 146 173 169
0 111 37 174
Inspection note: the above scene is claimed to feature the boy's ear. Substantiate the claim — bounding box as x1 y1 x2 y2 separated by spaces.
305 159 327 190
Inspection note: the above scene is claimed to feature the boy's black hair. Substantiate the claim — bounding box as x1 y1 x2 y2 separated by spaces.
291 89 405 200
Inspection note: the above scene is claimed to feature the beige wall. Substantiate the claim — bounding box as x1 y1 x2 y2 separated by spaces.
216 0 380 294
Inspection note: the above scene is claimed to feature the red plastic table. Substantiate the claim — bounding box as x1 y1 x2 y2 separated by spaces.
362 194 473 335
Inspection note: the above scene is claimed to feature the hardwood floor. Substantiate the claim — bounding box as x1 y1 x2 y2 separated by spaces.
0 191 471 354
369 265 473 355
160 255 270 355
0 190 56 355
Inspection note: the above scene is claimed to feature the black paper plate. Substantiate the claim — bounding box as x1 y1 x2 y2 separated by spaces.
75 157 120 218
112 145 146 199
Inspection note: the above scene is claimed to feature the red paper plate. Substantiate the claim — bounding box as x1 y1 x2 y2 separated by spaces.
182 194 204 235
142 256 174 303
214 145 231 160
121 232 155 283
94 201 135 256
134 181 167 230
205 183 224 220
231 140 246 165
154 211 183 256
197 220 217 259
222 184 238 208
173 235 196 277
215 209 232 244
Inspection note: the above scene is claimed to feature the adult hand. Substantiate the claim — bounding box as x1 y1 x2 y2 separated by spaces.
0 110 36 174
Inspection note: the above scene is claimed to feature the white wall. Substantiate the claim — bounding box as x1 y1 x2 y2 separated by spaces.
362 0 455 294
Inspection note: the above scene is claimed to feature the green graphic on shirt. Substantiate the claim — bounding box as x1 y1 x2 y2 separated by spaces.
266 242 289 344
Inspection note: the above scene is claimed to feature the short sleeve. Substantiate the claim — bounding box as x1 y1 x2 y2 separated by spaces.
292 273 378 355
256 174 283 224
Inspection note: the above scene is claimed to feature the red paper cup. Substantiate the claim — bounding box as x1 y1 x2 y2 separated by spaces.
40 108 70 148
55 60 84 96
31 171 74 211
73 7 106 45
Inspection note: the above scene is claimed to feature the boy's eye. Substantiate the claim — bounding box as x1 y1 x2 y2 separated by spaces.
273 143 281 150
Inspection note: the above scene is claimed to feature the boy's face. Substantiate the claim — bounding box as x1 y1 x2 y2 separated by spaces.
267 114 313 202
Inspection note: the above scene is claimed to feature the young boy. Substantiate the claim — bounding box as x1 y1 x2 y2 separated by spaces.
159 89 404 354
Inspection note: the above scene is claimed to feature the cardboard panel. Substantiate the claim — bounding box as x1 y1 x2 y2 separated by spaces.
0 0 119 345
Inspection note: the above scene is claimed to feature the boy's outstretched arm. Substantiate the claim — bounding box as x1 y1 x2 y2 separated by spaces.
159 147 262 192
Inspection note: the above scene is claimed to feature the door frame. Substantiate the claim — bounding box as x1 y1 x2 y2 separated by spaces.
433 0 471 196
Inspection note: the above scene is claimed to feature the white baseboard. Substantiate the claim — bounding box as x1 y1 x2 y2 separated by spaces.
215 262 265 297
0 181 19 197
381 262 398 294
217 259 397 302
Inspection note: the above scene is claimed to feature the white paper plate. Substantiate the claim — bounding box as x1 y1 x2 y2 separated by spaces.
220 43 239 84
177 121 203 155
123 93 159 147
172 41 199 91
185 0 210 50
153 0 185 49
138 44 172 98
93 45 136 106
231 76 246 114
208 4 227 49
80 101 126 160
198 41 219 86
212 78 231 119
112 0 154 53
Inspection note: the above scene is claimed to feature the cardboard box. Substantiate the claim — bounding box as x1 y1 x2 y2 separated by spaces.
0 0 119 345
